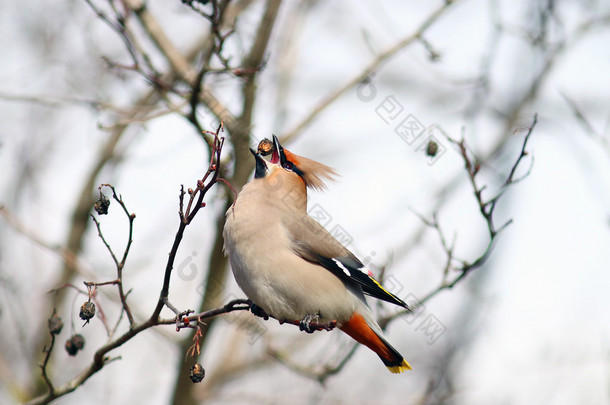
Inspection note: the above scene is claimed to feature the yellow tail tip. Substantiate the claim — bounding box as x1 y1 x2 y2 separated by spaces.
387 359 412 374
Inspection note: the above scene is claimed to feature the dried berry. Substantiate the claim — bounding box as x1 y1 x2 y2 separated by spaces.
94 193 110 215
189 363 205 383
79 301 96 323
257 138 274 156
72 334 85 349
65 334 85 356
426 140 439 157
48 312 64 335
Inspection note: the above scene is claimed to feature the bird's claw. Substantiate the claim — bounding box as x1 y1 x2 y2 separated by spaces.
299 313 337 333
299 314 318 333
248 301 269 320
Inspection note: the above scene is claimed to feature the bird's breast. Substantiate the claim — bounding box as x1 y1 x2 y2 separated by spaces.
223 194 356 323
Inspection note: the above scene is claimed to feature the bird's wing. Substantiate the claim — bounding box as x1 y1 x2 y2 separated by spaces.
282 214 409 309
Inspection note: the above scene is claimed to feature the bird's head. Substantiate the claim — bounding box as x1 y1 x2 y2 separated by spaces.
249 135 337 192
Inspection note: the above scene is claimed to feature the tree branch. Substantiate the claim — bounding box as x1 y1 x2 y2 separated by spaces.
151 124 226 321
283 0 458 141
382 114 538 327
27 127 231 404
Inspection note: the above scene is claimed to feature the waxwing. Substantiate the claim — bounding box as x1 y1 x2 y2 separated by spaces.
223 136 411 373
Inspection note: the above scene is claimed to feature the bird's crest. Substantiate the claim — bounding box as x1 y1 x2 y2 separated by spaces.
258 136 338 191
283 149 337 191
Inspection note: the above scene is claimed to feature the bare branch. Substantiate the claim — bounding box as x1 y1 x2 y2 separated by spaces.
26 296 256 405
89 184 136 327
89 214 120 269
382 115 537 326
39 333 56 396
0 205 82 275
123 0 240 131
283 0 457 141
158 298 251 326
151 125 227 321
267 340 359 385
561 91 610 157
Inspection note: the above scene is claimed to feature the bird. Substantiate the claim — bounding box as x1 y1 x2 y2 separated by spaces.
223 135 411 373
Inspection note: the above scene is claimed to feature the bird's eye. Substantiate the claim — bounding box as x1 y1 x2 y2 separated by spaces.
282 161 294 171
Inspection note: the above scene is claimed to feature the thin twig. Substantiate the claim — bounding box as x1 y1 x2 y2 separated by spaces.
151 124 227 321
39 333 56 396
90 184 136 327
90 215 120 269
283 0 458 141
0 205 83 276
159 299 252 326
382 115 538 326
266 340 359 385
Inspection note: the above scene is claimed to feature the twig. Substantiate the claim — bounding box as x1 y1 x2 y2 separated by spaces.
90 184 136 327
266 340 359 385
26 319 150 405
39 333 56 397
27 129 231 402
110 289 132 339
183 0 235 147
83 0 141 70
410 210 458 280
151 124 227 321
446 115 536 238
27 121 231 404
0 91 112 110
27 296 253 405
382 115 537 326
283 0 458 141
281 319 337 333
0 205 83 277
159 298 251 326
560 91 610 157
90 215 120 269
124 0 240 130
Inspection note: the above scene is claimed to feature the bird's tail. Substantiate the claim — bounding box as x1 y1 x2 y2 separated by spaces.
340 312 411 374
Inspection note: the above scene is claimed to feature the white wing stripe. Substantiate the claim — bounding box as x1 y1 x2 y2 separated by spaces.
332 258 351 277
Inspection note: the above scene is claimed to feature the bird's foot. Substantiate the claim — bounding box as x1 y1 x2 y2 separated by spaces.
248 301 269 320
298 314 336 333
323 319 338 331
299 314 318 333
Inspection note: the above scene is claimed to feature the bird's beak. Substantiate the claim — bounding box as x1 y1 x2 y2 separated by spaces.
272 135 285 165
250 148 268 178
250 147 262 158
